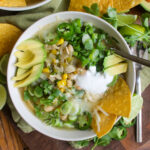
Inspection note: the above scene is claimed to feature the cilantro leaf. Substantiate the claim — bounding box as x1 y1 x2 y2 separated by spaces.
92 135 111 150
69 140 90 149
141 13 150 29
83 3 100 16
91 3 100 16
107 7 117 18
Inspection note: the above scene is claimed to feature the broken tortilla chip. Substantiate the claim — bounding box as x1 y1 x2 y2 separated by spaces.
0 24 22 57
112 0 143 13
98 0 113 14
98 77 131 118
92 111 117 138
69 0 143 14
69 0 100 12
0 0 26 7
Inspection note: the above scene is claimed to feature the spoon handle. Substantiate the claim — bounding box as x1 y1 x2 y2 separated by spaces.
114 49 150 67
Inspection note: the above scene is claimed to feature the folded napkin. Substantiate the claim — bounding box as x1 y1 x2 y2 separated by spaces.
0 0 69 30
140 55 150 92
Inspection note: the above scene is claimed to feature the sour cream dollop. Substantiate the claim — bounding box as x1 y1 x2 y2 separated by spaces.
76 66 113 95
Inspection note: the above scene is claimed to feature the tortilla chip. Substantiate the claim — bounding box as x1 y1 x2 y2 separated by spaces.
92 111 117 138
112 0 143 12
69 0 143 14
98 77 131 117
0 24 22 57
0 0 26 7
69 0 100 12
99 0 113 14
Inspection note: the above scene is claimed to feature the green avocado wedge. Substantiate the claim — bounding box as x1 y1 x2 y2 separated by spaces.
16 68 27 76
141 0 150 12
15 39 47 69
104 63 128 76
17 39 43 50
103 54 125 69
13 69 31 81
14 63 44 87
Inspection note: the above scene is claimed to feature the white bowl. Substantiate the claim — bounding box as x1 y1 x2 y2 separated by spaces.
7 11 135 141
0 0 51 11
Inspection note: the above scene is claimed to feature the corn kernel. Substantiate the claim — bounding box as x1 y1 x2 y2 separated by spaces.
57 38 64 45
67 57 72 63
60 88 65 93
57 80 67 88
51 49 57 55
42 68 50 73
52 58 56 64
73 71 77 74
62 73 68 80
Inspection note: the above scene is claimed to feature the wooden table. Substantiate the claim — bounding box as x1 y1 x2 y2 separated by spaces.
0 5 150 150
0 111 27 150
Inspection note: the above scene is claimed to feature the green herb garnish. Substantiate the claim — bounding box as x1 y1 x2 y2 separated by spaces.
83 3 100 16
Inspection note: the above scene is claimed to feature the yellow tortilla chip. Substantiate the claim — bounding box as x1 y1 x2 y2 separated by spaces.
98 77 131 117
69 0 100 12
0 0 26 7
0 24 22 57
69 0 143 14
98 0 113 14
92 111 117 138
112 0 143 12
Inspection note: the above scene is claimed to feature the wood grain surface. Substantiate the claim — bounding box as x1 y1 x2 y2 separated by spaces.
0 111 25 150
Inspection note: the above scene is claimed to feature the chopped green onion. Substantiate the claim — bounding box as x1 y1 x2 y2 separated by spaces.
24 90 30 101
84 39 93 50
60 101 73 115
27 86 34 96
34 86 43 98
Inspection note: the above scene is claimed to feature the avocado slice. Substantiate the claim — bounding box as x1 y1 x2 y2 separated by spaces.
103 54 125 68
13 69 31 81
16 68 27 76
14 63 44 87
17 39 43 50
15 39 46 69
104 63 128 76
141 0 150 12
15 50 34 61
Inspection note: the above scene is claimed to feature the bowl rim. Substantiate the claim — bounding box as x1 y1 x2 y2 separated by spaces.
7 11 136 141
0 0 51 11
